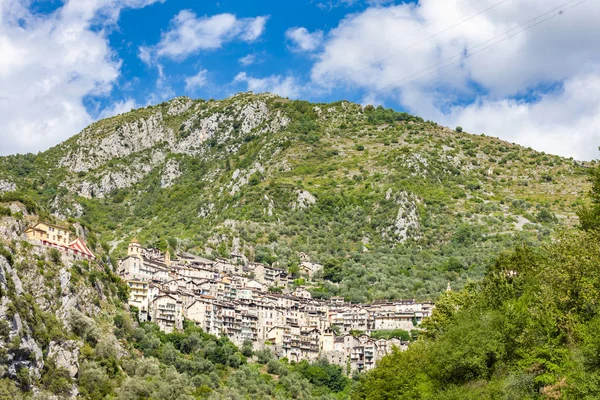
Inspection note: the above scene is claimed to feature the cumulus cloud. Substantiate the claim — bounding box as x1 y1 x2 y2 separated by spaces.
441 68 600 160
141 11 268 62
185 69 209 92
309 0 600 159
239 54 257 66
285 27 324 52
234 72 301 98
0 0 161 155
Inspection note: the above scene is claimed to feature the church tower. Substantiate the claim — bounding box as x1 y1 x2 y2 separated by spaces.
128 238 142 259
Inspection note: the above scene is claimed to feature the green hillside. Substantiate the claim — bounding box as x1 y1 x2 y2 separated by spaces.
0 93 591 301
351 164 600 399
0 210 352 398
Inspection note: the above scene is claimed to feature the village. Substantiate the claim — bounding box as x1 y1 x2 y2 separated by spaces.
116 239 435 372
23 222 434 373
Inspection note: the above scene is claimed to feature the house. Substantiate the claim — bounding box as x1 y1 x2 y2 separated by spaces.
299 261 322 279
152 295 182 333
24 222 95 259
292 287 312 299
245 279 266 292
25 222 71 246
127 279 149 312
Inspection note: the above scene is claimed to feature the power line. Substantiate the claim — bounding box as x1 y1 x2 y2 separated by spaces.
362 0 587 98
328 0 512 86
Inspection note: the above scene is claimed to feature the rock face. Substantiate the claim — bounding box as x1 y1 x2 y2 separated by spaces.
388 191 421 242
48 340 81 378
0 215 121 397
60 111 170 173
0 179 15 193
160 159 182 188
167 97 193 116
294 190 317 209
55 94 291 200
0 257 45 381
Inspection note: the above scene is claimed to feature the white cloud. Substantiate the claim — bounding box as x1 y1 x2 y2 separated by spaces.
234 72 301 98
185 69 209 92
309 0 600 159
285 27 324 52
239 54 257 66
0 0 162 155
143 11 268 62
442 68 600 160
98 98 139 120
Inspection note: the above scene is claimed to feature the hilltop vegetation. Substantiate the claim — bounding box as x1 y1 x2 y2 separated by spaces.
0 93 591 301
351 160 600 399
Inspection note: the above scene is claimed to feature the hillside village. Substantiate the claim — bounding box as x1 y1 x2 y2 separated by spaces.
116 238 433 372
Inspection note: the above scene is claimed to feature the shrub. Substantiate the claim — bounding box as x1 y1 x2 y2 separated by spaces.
49 248 62 264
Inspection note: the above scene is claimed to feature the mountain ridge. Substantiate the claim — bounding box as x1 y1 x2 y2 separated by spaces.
0 92 591 301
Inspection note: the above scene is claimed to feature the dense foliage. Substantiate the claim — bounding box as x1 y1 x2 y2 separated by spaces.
352 162 600 399
76 319 351 399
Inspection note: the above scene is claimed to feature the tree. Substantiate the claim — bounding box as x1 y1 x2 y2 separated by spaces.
578 157 600 231
241 340 254 357
323 258 344 283
455 126 463 132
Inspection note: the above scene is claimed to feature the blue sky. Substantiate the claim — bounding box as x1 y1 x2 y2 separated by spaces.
98 0 375 108
1 0 600 159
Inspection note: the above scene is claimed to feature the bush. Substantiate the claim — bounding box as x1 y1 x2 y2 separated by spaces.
49 248 62 264
455 126 463 133
40 359 73 396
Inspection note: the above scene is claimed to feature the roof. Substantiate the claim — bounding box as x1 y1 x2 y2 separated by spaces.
68 238 95 259
130 238 140 244
41 222 70 230
27 222 69 232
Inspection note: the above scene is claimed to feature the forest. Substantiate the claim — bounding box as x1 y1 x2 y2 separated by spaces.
351 158 600 399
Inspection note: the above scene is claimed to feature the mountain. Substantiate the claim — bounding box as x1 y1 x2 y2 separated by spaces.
351 168 600 399
0 92 591 301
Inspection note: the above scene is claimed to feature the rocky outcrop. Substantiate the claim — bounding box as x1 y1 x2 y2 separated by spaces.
68 151 166 198
229 163 264 195
293 190 317 210
167 97 193 116
48 340 81 378
385 191 421 242
160 159 182 188
61 111 171 173
0 257 45 381
0 179 15 194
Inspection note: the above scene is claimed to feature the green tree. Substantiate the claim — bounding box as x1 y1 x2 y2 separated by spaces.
323 258 344 283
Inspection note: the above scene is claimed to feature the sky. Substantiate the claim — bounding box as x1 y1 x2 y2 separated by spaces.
1 0 599 159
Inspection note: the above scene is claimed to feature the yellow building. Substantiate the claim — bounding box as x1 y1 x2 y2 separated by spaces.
127 279 149 312
24 222 71 246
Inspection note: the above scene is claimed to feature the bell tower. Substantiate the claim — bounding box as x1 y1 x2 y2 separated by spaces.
128 238 142 259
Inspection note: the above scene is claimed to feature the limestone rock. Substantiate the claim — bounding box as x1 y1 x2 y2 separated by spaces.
60 111 170 173
48 340 81 378
386 191 421 243
0 180 15 193
294 190 316 209
167 97 193 116
160 160 182 188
